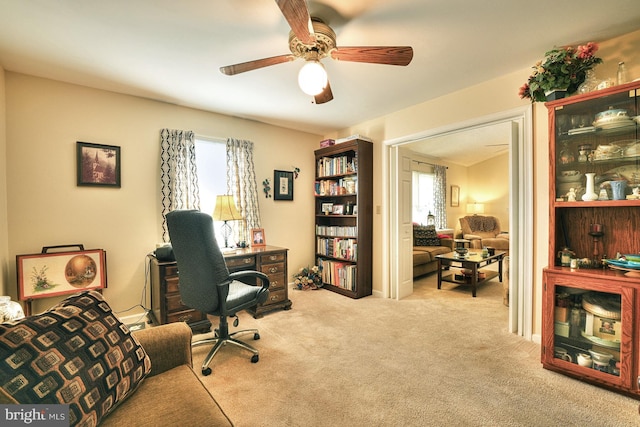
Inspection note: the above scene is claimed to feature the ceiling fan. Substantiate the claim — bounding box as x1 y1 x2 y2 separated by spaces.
219 0 414 104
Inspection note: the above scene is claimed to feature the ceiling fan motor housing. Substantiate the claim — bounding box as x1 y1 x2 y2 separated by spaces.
289 19 336 61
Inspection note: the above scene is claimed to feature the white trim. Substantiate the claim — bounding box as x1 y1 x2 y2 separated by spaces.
383 105 534 340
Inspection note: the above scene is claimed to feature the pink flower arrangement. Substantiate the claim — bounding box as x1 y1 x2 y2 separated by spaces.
519 42 603 102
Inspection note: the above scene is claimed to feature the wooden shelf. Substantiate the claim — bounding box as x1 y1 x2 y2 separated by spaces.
314 139 372 299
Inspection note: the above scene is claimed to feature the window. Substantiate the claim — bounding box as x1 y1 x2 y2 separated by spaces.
412 171 434 225
194 137 227 244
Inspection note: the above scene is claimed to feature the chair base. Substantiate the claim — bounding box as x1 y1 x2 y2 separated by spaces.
193 327 261 376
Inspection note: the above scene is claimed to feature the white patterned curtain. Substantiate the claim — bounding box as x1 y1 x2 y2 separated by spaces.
160 129 200 242
433 165 447 229
226 138 261 244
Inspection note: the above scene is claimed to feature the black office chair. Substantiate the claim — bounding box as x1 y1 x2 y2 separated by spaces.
166 210 270 376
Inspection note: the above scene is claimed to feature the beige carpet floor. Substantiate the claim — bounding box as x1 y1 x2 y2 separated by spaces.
193 273 640 426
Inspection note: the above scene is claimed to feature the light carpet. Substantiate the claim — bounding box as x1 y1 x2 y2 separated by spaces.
193 273 640 426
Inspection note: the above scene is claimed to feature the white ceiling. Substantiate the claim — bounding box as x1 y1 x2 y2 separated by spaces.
1 0 640 164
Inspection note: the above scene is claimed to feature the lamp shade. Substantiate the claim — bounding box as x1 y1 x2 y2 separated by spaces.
298 60 328 96
466 203 485 215
212 195 242 221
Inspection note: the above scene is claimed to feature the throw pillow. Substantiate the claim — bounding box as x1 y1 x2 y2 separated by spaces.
0 290 151 427
413 225 440 246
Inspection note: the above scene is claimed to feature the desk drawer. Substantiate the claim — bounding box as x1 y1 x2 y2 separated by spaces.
226 256 256 269
263 288 286 306
166 308 207 324
165 294 189 312
165 276 180 293
262 262 285 277
266 273 285 290
260 252 286 264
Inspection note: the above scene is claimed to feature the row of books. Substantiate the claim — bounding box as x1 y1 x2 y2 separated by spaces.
317 258 357 291
317 155 357 177
316 238 358 261
315 178 357 196
316 225 357 237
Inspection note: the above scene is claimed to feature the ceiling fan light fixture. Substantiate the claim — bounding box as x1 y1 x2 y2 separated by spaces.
298 60 328 96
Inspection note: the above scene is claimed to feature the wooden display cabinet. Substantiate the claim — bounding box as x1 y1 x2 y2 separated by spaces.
314 139 373 298
542 81 640 398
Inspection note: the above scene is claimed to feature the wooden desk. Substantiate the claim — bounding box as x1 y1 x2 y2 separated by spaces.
223 245 292 318
150 245 291 331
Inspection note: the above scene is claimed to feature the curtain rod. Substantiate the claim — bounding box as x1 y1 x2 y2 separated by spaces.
412 159 448 169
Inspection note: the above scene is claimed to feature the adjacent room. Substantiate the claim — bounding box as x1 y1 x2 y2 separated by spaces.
2 1 640 425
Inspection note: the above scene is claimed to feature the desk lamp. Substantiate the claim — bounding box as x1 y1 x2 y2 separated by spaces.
212 195 243 249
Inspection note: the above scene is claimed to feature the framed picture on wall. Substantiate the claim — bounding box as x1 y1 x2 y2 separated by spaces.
77 141 121 187
274 170 294 200
450 185 460 207
17 247 107 300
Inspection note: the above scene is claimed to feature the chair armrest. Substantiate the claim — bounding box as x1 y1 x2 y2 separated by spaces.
228 270 270 290
463 234 482 240
132 322 193 377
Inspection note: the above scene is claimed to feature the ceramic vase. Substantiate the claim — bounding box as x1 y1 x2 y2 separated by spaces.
582 173 598 201
610 180 627 200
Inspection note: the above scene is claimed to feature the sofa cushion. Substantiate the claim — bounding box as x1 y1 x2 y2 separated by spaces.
0 290 151 427
413 224 440 246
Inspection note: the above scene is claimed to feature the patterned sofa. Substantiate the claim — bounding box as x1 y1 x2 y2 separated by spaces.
413 224 454 278
0 291 232 427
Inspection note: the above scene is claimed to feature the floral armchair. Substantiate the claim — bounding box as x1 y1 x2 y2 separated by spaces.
458 215 509 253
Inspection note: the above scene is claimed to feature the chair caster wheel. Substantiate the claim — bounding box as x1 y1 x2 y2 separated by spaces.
202 367 212 376
251 355 259 363
254 333 260 340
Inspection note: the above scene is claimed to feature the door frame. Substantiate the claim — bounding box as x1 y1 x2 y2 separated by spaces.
382 105 533 339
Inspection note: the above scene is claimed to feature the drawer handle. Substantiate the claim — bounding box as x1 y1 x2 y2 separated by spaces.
243 259 252 264
269 267 278 273
178 314 193 322
270 281 279 287
270 295 280 301
269 255 277 261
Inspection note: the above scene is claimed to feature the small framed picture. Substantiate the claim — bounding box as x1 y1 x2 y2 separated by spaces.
251 228 266 247
321 203 333 215
450 185 460 207
332 204 344 215
274 170 294 200
353 205 358 215
77 141 121 187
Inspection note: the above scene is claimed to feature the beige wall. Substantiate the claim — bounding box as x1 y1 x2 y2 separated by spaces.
0 67 8 296
468 153 509 230
329 29 640 336
3 73 320 314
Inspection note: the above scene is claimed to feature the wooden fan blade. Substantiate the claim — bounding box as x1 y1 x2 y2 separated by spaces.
331 46 413 66
275 0 315 45
220 54 295 75
313 81 333 104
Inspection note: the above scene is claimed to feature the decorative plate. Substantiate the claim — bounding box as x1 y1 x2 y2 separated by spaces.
603 165 640 183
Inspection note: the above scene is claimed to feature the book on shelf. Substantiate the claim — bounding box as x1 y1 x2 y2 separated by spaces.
317 258 357 291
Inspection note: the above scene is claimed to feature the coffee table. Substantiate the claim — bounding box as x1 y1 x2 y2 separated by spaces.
435 251 505 297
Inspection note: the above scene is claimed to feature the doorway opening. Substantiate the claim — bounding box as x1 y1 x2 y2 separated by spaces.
382 106 533 339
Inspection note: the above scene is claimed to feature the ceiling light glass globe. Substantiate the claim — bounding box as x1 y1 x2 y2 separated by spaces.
298 61 328 96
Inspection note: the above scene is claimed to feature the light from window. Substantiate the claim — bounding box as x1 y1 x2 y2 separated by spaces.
412 171 434 225
195 138 227 245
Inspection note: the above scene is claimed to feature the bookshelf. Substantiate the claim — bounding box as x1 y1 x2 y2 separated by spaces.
314 139 372 298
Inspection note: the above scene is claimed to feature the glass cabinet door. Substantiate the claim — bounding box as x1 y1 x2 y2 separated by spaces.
553 88 639 203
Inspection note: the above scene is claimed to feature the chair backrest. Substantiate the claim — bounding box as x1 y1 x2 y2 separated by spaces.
166 210 230 313
459 215 501 238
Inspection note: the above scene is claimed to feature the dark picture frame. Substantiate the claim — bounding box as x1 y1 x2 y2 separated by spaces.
251 228 266 247
17 248 107 301
77 141 121 187
274 170 294 200
450 185 460 207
